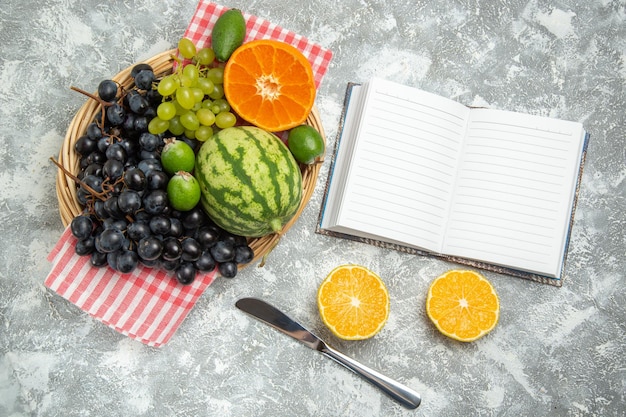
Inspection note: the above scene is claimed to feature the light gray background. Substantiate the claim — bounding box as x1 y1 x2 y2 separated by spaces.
1 0 624 416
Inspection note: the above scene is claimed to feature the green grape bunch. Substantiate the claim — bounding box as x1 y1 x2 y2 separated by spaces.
148 38 238 142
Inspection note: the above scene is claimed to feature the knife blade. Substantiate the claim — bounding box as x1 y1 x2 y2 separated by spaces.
235 297 421 410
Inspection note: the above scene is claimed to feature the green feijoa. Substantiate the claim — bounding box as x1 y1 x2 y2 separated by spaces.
167 171 201 212
161 138 195 175
211 9 246 62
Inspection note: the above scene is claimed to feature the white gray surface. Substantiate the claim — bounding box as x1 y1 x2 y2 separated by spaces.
1 0 625 416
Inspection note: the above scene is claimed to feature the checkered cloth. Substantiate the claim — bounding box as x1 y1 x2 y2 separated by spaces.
45 1 333 347
183 1 332 89
46 230 216 347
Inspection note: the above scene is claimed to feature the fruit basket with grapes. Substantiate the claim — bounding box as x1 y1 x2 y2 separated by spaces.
54 8 330 286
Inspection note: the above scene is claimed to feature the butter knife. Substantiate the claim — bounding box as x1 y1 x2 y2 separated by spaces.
235 297 421 409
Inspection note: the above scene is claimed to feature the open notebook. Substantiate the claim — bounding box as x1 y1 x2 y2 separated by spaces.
317 78 589 286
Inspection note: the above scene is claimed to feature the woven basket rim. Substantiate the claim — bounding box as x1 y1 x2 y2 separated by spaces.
56 48 326 267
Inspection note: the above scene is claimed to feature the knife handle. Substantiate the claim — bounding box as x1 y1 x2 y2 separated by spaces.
320 344 421 409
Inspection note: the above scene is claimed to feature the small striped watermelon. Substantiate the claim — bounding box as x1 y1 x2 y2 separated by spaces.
195 126 303 237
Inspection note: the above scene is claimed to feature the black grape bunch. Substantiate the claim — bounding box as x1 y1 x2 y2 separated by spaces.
58 63 254 285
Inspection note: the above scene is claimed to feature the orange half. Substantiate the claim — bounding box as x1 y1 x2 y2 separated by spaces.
426 270 500 342
317 264 390 340
223 39 316 132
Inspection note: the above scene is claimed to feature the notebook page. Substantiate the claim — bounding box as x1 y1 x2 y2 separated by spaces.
443 108 586 277
333 78 470 252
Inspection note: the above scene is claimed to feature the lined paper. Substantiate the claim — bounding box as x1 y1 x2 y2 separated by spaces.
444 109 586 276
332 78 469 251
319 77 587 279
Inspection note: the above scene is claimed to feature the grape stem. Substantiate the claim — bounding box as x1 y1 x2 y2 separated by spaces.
70 86 102 103
71 85 112 129
49 157 106 201
50 157 134 223
69 85 126 131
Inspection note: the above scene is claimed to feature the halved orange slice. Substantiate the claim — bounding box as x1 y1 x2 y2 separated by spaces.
223 39 316 132
426 270 500 342
317 264 390 340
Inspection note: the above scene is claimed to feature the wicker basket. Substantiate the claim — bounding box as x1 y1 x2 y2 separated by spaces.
55 48 325 266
